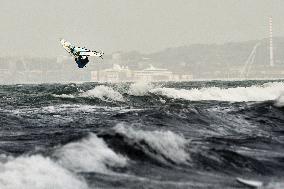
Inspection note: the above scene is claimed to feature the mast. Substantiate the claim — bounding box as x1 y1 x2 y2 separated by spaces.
269 16 274 67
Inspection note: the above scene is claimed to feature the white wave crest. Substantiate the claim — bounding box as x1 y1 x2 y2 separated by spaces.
150 82 284 102
0 155 88 189
114 124 190 164
80 85 124 102
55 133 127 174
274 94 284 107
128 82 154 96
42 104 117 113
52 94 75 98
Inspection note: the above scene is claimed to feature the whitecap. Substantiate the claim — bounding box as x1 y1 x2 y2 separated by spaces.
52 94 75 98
128 81 154 96
150 82 284 102
0 155 88 189
274 93 284 107
80 85 124 102
55 133 127 174
114 124 190 164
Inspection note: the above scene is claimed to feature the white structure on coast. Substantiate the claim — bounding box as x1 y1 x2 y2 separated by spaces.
91 64 190 82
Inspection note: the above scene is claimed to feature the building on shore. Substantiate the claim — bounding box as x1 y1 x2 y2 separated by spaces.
91 64 181 82
179 74 193 81
133 65 179 82
91 64 132 82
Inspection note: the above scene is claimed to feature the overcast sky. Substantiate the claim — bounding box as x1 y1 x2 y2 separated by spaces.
0 0 283 57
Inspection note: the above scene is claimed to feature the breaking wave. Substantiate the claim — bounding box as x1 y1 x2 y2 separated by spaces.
55 133 128 174
128 82 154 96
52 94 75 98
0 133 129 189
0 155 88 189
80 85 124 102
150 82 284 102
1 80 284 188
52 82 284 103
274 94 284 107
53 85 124 102
113 124 190 164
41 104 124 114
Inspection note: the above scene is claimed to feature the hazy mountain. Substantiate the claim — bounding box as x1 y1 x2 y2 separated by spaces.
119 37 284 75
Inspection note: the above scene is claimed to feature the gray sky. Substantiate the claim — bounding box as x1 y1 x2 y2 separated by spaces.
0 0 283 57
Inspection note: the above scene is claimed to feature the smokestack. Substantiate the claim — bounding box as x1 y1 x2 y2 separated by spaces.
269 16 274 67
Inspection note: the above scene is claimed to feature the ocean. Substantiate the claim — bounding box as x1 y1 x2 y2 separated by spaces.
0 80 283 189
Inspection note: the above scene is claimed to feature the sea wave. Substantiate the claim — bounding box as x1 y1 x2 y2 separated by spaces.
55 133 128 174
0 155 88 189
128 82 154 96
4 104 119 115
51 82 284 103
150 82 284 102
53 85 124 102
0 133 129 189
52 94 75 98
113 124 190 164
274 94 284 107
80 85 124 102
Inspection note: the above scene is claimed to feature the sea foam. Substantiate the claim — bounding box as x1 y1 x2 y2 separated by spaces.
114 124 190 164
55 133 128 174
0 133 129 189
128 81 154 96
150 82 284 102
52 94 75 98
0 155 88 189
274 94 284 107
80 85 124 102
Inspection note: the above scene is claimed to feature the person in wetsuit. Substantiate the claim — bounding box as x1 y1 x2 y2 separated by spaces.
75 56 89 68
